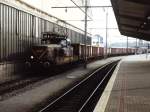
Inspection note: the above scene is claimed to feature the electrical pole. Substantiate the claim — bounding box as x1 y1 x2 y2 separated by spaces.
51 3 112 66
105 11 108 58
84 0 88 68
136 38 137 54
146 41 148 59
127 36 128 55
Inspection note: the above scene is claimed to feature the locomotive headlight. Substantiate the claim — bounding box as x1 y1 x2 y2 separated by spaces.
30 56 34 59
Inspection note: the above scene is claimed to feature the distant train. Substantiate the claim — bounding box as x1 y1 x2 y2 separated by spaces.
25 32 136 68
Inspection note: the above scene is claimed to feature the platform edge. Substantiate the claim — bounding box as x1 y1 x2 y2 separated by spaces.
93 60 122 112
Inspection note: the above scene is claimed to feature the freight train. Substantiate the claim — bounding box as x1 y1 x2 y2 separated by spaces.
25 32 136 68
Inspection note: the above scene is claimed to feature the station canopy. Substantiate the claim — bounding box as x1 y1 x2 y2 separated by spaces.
111 0 150 41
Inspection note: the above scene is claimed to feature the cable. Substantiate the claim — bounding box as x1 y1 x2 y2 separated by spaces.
69 0 93 20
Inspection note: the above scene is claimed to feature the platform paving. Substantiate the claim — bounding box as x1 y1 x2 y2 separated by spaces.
0 57 122 112
94 54 150 112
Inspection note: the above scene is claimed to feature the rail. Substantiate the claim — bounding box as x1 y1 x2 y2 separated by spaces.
38 60 119 112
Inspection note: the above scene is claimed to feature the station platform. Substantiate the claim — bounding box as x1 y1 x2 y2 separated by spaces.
94 54 150 112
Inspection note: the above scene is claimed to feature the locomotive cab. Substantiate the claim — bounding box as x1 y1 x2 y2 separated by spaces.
25 32 73 68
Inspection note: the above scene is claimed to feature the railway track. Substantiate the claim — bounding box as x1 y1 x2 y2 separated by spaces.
38 60 119 112
0 60 90 101
0 76 48 101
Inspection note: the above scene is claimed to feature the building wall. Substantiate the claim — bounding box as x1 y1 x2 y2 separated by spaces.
0 0 92 62
2 0 92 30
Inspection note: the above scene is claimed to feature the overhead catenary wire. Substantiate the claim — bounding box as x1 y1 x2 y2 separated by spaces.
88 28 118 29
52 5 112 8
66 0 93 20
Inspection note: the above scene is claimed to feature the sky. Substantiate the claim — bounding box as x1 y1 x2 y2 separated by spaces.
88 0 138 47
88 0 150 48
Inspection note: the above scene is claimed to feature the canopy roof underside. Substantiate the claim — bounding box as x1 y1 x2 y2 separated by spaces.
111 0 150 40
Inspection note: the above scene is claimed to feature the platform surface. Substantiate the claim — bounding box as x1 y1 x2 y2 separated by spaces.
94 54 150 112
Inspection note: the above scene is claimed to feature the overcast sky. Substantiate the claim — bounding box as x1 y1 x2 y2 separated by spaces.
88 0 139 47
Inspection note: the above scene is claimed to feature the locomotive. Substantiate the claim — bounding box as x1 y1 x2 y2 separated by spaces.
25 32 137 69
25 32 74 68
